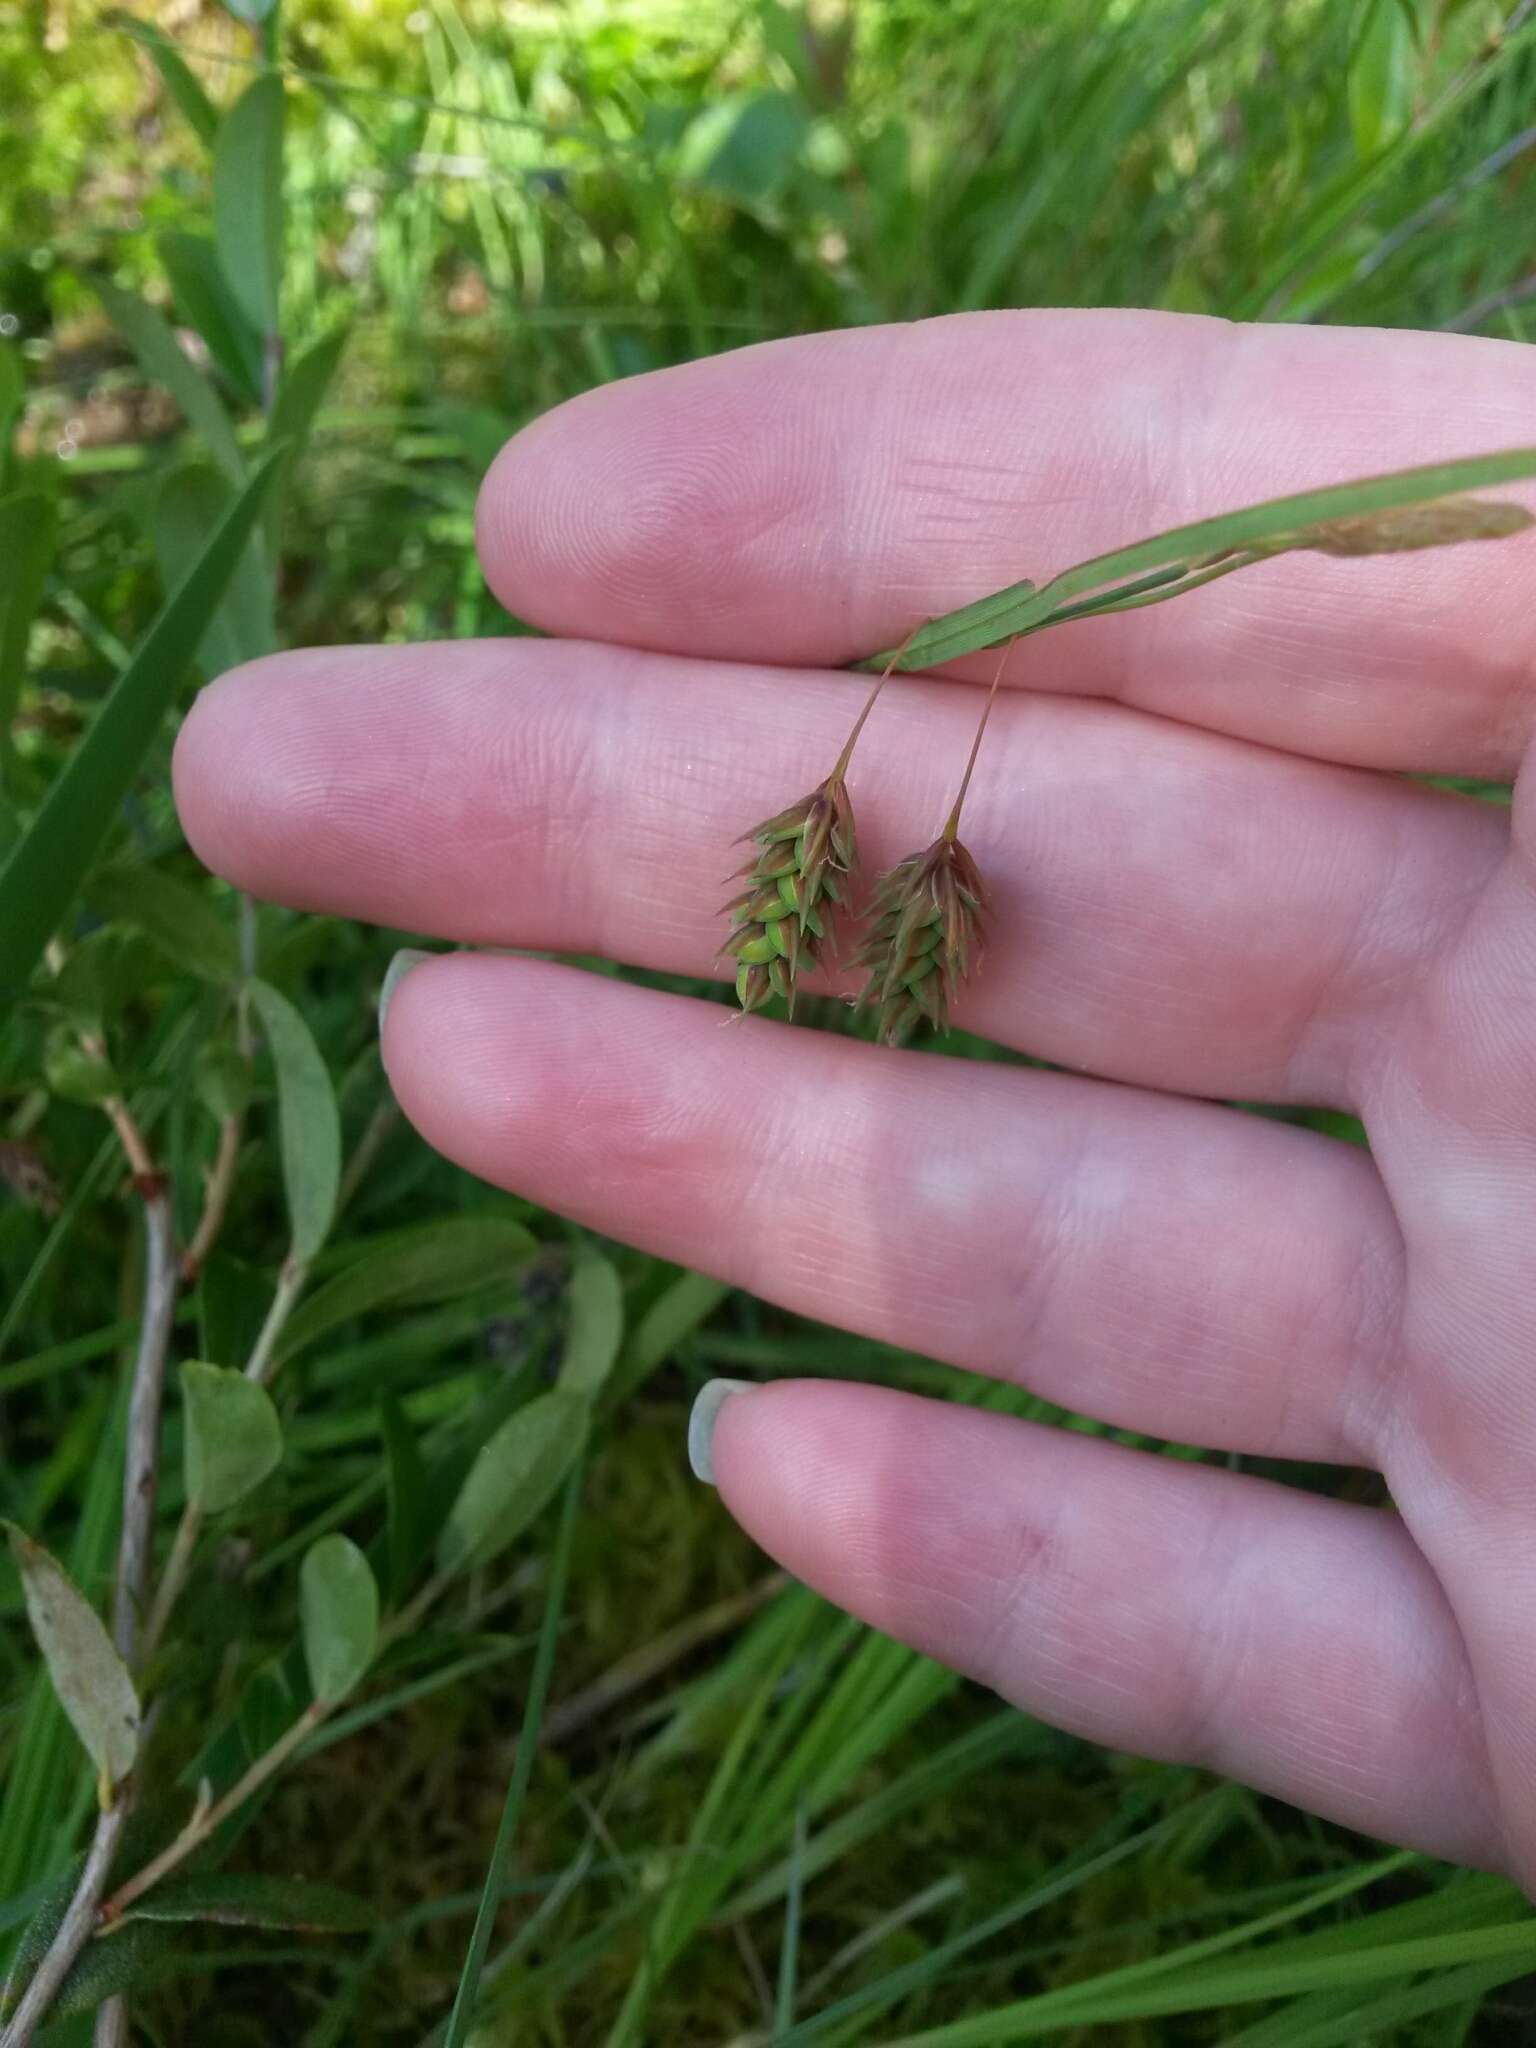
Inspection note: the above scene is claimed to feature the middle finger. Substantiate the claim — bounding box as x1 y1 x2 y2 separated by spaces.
174 636 1506 1108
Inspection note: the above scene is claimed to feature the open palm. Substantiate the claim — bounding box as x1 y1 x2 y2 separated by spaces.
174 312 1536 1885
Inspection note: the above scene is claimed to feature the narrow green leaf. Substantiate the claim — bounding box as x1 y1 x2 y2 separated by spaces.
610 1270 730 1404
214 74 285 338
181 1361 283 1514
300 1535 378 1705
95 278 244 486
557 1251 624 1399
445 1456 583 2048
4 1524 140 1794
248 979 340 1262
437 1392 588 1575
380 1396 432 1601
862 446 1536 675
157 230 263 405
123 1871 376 1933
277 1216 536 1360
152 462 275 674
0 450 282 998
112 15 221 149
264 324 348 549
0 490 56 753
85 861 241 984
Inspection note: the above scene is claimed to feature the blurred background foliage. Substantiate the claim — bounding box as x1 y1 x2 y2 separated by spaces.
4 0 1536 2041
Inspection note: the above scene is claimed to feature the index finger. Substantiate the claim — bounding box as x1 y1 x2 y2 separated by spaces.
477 310 1536 776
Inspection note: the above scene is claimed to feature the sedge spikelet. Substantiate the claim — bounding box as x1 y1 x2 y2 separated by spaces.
856 837 986 1046
721 774 856 1016
723 629 921 1015
856 639 1014 1047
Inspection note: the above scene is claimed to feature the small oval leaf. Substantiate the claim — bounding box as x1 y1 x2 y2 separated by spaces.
123 1871 376 1933
556 1251 624 1400
214 74 285 335
248 979 340 1262
300 1535 378 1705
437 1392 588 1576
181 1361 282 1514
5 1525 140 1793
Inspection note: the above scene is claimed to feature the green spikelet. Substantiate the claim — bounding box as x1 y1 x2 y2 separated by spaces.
721 774 856 1016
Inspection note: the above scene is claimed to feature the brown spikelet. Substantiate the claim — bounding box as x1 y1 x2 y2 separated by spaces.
855 637 1014 1047
1277 496 1532 559
855 836 986 1046
720 772 856 1016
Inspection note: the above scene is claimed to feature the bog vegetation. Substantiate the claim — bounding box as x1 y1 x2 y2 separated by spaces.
4 1 1536 2041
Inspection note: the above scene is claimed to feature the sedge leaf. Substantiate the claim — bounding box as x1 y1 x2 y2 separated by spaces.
85 860 240 984
557 1251 624 1399
181 1361 283 1514
214 74 285 337
862 445 1536 674
438 1392 588 1575
248 979 340 1262
278 1215 536 1360
4 1524 139 1795
300 1535 379 1705
0 451 282 998
95 278 244 486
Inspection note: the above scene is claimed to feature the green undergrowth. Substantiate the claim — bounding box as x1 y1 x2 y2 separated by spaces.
2 0 1534 2040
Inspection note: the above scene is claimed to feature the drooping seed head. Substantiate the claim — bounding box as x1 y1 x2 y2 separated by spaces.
722 772 857 1015
1278 497 1532 559
855 835 986 1047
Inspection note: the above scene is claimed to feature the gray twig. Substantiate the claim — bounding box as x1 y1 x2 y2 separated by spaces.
1 1183 178 2046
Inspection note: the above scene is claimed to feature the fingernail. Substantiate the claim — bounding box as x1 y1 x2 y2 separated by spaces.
378 949 432 1036
688 1378 756 1486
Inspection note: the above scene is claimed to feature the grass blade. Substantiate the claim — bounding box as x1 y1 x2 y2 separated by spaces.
441 1453 584 2048
861 445 1536 674
0 451 282 999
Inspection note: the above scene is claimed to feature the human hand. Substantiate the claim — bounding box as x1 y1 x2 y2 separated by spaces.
174 311 1536 1885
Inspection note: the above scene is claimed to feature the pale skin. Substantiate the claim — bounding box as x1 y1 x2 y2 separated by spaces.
174 310 1536 1887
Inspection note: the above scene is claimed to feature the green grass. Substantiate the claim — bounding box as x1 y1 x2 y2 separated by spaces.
4 0 1536 2040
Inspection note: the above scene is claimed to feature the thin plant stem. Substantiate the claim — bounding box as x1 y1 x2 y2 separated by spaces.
180 1112 243 1285
111 1184 178 1673
139 1500 204 1669
830 625 921 781
942 639 1015 843
92 1994 129 2046
244 1253 309 1385
2 1147 176 2043
0 1803 130 2047
442 1456 585 2048
101 1705 324 1924
336 1094 401 1216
